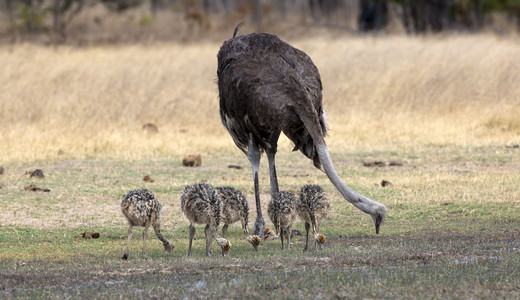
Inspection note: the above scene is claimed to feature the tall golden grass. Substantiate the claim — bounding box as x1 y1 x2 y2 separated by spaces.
1 34 519 163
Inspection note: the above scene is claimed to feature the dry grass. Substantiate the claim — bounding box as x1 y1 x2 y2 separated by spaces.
1 34 519 298
0 146 519 298
1 34 519 163
1 145 518 232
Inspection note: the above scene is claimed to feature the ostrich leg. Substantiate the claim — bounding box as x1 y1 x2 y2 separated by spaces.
280 227 285 250
123 225 134 260
286 226 291 250
187 224 196 256
204 224 212 256
316 224 322 250
266 131 281 195
222 224 229 238
142 225 149 256
248 138 265 237
303 222 310 251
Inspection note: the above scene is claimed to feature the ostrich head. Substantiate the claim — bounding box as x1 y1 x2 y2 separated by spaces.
246 235 261 251
262 227 277 241
371 205 387 234
216 237 231 256
314 233 326 244
163 241 174 253
290 229 302 238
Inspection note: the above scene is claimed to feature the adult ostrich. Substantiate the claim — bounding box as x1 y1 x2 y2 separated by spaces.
217 28 387 237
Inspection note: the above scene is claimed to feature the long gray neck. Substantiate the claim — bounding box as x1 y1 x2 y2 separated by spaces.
152 223 171 246
316 142 385 215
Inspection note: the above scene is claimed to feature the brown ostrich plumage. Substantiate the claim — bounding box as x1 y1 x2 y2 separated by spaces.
266 191 298 250
181 183 231 256
121 189 174 260
217 186 261 251
298 184 330 251
216 186 249 236
217 28 387 238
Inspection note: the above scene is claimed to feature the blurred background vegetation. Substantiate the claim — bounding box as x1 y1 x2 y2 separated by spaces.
1 0 520 44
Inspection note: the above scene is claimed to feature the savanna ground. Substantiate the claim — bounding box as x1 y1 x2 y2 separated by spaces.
1 34 520 298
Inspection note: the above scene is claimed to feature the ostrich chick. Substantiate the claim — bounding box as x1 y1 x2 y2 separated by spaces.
216 186 260 251
216 186 250 237
266 191 298 250
181 183 231 256
298 185 330 251
121 189 174 260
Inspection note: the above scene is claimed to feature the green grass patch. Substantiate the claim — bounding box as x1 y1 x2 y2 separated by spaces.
1 145 519 297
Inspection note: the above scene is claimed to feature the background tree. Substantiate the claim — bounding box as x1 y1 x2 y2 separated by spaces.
1 0 520 42
358 0 388 31
53 0 84 39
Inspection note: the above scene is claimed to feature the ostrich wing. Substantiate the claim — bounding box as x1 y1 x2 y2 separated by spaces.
217 33 327 168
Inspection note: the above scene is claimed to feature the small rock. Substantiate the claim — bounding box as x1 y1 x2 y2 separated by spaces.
381 180 392 187
142 123 159 134
143 175 154 182
292 174 310 177
182 154 201 167
388 160 405 166
24 184 50 192
364 160 406 167
0 166 4 175
363 161 386 167
27 169 44 178
81 232 100 239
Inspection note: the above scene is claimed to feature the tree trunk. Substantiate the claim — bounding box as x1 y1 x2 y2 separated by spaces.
358 0 388 31
252 0 262 31
150 0 159 15
474 0 483 31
